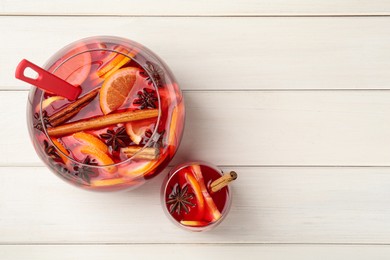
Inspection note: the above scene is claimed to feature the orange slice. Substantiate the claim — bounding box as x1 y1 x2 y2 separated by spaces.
142 151 169 178
91 178 126 187
125 118 156 145
51 138 70 164
167 102 184 155
97 46 137 79
99 67 139 115
37 96 65 112
191 165 222 221
73 132 108 153
180 220 209 227
184 171 205 218
168 105 180 146
51 43 91 87
118 161 156 178
80 145 116 173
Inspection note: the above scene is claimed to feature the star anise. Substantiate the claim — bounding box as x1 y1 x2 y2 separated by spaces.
57 164 70 174
73 156 99 183
167 183 195 214
142 129 165 149
34 111 51 131
100 126 131 151
43 139 61 161
133 88 158 109
47 159 71 179
52 160 70 174
142 61 164 88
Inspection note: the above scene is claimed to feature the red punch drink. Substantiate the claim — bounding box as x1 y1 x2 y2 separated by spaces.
26 36 185 191
162 162 236 231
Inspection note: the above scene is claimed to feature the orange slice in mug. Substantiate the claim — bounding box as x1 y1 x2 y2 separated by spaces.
191 165 222 222
35 95 65 112
50 43 92 87
184 171 205 218
180 220 209 227
91 178 126 187
118 161 156 178
73 132 108 153
99 67 139 115
97 46 137 79
41 96 65 110
125 118 156 145
51 138 70 164
80 145 116 173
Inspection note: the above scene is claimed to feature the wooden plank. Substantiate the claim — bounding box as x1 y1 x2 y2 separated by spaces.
1 0 390 16
3 16 390 91
2 90 390 167
2 245 390 260
1 166 390 243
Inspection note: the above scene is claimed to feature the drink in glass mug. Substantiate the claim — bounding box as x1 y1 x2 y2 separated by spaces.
162 162 234 231
27 36 185 191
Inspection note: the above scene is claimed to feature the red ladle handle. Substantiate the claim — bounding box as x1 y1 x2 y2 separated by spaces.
15 59 81 101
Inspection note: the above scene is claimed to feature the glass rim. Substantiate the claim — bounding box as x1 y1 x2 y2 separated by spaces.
39 48 162 168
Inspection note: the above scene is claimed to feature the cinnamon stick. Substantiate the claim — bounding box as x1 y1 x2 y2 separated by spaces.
122 146 159 160
49 89 99 127
210 171 237 193
48 109 158 137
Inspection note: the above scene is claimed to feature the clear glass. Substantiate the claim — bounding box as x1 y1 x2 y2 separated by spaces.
27 36 185 191
161 161 233 232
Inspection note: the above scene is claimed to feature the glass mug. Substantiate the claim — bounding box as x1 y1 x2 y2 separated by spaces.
161 161 236 231
26 36 185 191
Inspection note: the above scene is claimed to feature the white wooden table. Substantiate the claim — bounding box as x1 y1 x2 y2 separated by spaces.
1 1 390 259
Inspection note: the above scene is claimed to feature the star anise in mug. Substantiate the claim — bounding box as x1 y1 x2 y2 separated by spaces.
133 88 158 109
143 61 164 88
73 156 99 184
47 159 71 179
100 126 131 151
142 129 165 149
34 111 51 131
167 183 195 215
43 139 61 161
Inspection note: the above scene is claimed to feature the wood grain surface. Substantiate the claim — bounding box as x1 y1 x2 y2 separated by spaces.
2 17 390 91
2 167 390 244
1 0 390 16
2 245 390 260
1 0 390 259
1 91 390 166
